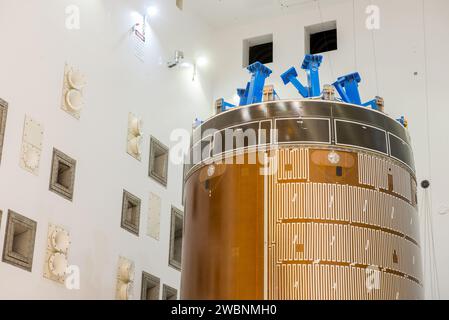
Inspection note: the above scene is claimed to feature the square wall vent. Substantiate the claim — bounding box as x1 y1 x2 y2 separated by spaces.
305 21 337 54
243 34 273 67
121 190 141 236
2 210 37 272
176 0 183 11
149 136 169 187
49 148 77 201
169 206 183 271
162 284 178 300
0 98 8 164
141 272 160 300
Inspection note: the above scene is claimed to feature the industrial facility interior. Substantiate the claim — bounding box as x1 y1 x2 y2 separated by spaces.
0 0 448 300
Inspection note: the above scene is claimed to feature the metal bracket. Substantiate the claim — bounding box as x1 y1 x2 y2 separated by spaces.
245 62 273 105
301 54 323 97
333 72 362 105
281 54 323 98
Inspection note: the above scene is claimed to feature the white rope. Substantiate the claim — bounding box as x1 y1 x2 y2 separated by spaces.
314 0 335 81
352 0 358 71
420 0 440 300
421 189 440 299
368 0 380 95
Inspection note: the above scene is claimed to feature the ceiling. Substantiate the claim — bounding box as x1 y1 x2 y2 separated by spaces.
185 0 318 28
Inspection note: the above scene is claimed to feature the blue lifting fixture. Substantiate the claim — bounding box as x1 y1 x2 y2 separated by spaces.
333 72 362 105
216 98 236 113
237 82 251 106
396 116 408 128
362 99 378 110
302 54 323 97
193 118 204 129
241 62 273 105
280 54 323 98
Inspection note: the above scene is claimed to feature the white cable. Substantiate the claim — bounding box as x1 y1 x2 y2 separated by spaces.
420 0 440 299
368 0 380 95
314 0 335 81
352 0 358 70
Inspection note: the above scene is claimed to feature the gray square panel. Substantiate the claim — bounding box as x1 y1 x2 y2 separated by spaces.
121 190 141 236
141 271 160 300
0 98 8 165
162 284 178 300
169 206 183 271
149 136 169 187
49 148 77 201
2 210 37 272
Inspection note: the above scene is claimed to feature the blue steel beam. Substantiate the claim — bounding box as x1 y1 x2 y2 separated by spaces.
280 67 309 98
362 99 378 110
333 72 362 105
216 98 236 112
246 62 273 104
237 82 250 106
396 116 408 128
301 54 323 97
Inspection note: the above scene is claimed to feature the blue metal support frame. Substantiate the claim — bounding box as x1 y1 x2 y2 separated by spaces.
301 54 323 97
333 72 362 105
281 67 309 98
245 62 273 105
396 116 407 128
280 54 324 98
193 118 203 129
237 82 250 106
216 98 236 112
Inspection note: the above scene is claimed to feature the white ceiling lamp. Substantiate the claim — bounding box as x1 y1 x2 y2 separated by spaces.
167 50 185 68
146 6 158 18
196 56 209 67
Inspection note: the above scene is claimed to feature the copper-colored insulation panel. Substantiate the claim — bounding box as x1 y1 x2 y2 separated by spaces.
182 162 265 299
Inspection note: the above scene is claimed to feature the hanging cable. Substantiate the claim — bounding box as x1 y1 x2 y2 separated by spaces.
420 186 440 299
368 0 380 95
314 0 335 82
420 0 440 299
352 0 358 71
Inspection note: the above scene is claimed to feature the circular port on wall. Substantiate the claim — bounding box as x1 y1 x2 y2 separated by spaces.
48 252 68 277
65 89 83 111
129 136 142 156
118 260 135 282
130 118 143 137
117 281 133 300
51 229 70 253
67 69 86 90
23 147 40 170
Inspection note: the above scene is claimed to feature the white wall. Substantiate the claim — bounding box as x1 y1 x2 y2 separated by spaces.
0 0 214 299
211 0 449 299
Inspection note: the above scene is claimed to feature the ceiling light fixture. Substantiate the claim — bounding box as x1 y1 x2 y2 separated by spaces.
146 6 158 18
196 56 209 67
167 50 185 68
